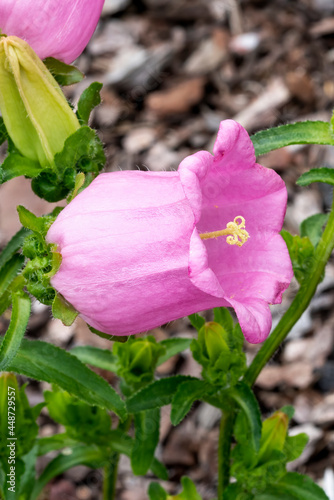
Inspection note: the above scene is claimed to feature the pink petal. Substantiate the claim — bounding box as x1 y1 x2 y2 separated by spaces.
0 0 104 63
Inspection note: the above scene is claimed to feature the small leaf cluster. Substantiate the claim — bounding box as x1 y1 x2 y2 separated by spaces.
191 307 246 387
0 79 105 202
18 206 62 305
224 406 327 500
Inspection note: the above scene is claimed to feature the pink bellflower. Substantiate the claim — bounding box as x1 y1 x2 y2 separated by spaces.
47 120 293 344
0 0 105 63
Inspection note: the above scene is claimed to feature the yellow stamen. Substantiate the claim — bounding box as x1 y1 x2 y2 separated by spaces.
199 216 249 247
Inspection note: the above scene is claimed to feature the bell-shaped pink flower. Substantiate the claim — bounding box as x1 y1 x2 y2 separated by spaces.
0 0 104 63
47 120 293 344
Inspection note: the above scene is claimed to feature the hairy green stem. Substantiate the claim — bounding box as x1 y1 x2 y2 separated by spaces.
218 409 235 499
103 416 132 500
244 195 334 387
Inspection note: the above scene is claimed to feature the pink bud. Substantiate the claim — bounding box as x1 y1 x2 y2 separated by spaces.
0 0 105 63
47 120 293 344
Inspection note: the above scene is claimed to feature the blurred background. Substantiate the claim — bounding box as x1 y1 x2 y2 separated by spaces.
2 0 334 498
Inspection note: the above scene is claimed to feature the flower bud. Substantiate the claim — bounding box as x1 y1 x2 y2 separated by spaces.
0 36 80 167
0 0 105 63
198 322 230 366
257 409 289 465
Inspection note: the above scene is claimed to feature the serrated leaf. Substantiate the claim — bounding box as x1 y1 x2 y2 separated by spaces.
230 382 262 454
0 152 41 183
43 57 84 86
0 227 30 272
52 293 78 326
148 482 167 500
31 445 107 500
259 472 329 500
1 338 127 421
0 254 25 297
300 213 329 248
188 313 205 331
171 379 209 425
70 345 118 372
297 167 334 187
131 409 160 475
77 82 103 125
127 376 197 413
0 292 31 371
157 338 192 366
251 121 334 157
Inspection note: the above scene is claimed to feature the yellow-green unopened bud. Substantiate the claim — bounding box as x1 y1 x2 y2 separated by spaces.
201 322 230 365
0 36 80 167
257 410 289 465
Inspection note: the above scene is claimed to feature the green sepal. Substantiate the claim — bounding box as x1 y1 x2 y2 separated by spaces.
43 57 84 86
88 325 129 343
297 167 334 187
52 293 78 326
17 205 47 235
77 82 103 125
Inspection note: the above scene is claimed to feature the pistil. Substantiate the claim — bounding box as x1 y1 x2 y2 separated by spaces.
199 216 249 247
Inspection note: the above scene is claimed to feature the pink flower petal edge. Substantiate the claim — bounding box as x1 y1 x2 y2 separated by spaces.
0 0 104 63
47 120 293 344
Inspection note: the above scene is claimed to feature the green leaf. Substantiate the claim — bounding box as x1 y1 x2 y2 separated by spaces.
251 121 334 157
2 338 127 421
70 345 118 372
157 338 192 366
213 307 234 334
0 152 41 183
52 293 78 326
281 230 316 285
18 445 39 500
0 275 25 316
259 472 329 500
151 459 169 481
77 82 103 125
0 227 30 272
131 409 160 475
17 205 46 235
0 254 25 297
0 117 7 146
37 433 78 456
297 167 334 187
300 213 329 248
230 382 262 454
188 313 205 331
171 379 209 425
0 292 31 371
31 445 107 500
174 476 203 500
148 482 167 500
284 433 309 463
43 57 84 86
127 376 197 413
